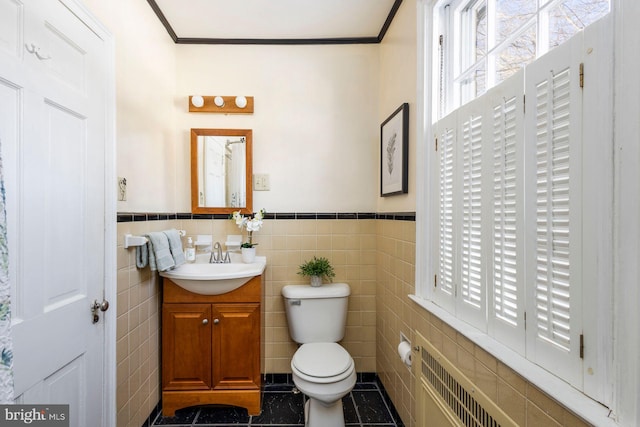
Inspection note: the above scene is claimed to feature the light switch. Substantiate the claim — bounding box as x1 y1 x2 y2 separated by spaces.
254 174 270 191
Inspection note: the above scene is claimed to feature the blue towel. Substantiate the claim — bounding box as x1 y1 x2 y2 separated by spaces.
146 232 175 272
163 229 186 268
135 243 148 268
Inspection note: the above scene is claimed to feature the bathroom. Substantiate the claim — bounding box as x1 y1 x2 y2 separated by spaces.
2 0 640 426
111 0 412 424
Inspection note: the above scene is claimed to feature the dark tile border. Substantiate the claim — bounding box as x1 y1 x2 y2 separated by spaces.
118 212 415 223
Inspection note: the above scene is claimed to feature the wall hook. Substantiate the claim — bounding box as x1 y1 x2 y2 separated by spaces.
24 43 52 60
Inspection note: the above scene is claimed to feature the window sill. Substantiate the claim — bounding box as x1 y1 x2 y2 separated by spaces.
408 294 617 427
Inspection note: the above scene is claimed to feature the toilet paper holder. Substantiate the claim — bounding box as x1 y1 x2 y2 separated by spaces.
398 332 413 368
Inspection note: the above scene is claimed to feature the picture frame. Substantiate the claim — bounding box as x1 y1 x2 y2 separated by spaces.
380 103 409 196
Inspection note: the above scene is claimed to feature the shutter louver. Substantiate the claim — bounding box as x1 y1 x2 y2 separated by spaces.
461 114 483 310
492 96 519 327
487 72 526 354
439 125 456 302
534 67 572 352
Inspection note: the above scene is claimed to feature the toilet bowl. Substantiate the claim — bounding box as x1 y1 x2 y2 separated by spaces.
281 283 355 427
291 342 356 427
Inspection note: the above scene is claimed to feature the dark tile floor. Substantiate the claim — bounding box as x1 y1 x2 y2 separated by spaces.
147 373 404 427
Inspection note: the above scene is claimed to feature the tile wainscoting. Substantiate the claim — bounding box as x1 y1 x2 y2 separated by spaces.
116 210 589 427
116 212 413 427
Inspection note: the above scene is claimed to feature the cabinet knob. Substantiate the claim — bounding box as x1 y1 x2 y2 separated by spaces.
213 318 220 324
202 319 208 325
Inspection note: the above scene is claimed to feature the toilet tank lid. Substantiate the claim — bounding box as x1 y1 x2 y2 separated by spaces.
282 283 350 299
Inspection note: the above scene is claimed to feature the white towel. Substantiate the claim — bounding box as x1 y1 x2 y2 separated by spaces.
163 229 186 267
146 232 175 272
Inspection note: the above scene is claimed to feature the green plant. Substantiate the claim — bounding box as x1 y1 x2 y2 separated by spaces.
298 256 335 281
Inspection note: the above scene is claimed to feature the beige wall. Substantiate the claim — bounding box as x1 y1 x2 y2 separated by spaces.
175 44 380 212
86 0 380 214
83 0 179 213
116 221 162 427
377 0 418 214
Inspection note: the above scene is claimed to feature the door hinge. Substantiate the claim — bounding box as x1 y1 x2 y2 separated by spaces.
523 94 526 113
524 311 527 330
435 137 438 152
580 334 584 359
579 63 584 88
439 34 443 46
434 274 437 288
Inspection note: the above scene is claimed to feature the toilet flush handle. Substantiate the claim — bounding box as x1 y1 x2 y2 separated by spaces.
289 299 301 306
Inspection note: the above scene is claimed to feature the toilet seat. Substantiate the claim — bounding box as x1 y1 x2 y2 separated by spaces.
291 343 354 384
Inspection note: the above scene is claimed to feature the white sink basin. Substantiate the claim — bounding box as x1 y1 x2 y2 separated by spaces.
160 254 266 295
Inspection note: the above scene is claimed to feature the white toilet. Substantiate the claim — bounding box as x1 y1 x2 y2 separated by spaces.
282 283 356 427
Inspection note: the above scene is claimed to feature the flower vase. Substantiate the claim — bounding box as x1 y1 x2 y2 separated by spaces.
310 275 322 287
241 247 256 263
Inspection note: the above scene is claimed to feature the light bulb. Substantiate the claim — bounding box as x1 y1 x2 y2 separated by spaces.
191 95 204 108
214 96 225 107
235 96 247 108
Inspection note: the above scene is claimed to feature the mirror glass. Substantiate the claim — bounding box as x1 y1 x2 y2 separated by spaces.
191 128 253 214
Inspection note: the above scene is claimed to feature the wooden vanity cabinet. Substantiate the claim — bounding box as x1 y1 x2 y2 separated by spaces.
161 275 262 416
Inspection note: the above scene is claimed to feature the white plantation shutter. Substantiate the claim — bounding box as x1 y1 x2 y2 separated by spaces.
457 100 487 328
487 73 526 355
436 112 457 312
524 33 583 386
428 15 611 396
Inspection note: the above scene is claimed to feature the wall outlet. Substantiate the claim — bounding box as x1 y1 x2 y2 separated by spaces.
253 174 270 191
118 177 127 201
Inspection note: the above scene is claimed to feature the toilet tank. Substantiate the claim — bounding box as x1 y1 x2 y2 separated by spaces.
281 283 350 344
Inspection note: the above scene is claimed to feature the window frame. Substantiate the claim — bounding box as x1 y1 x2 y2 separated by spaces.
437 0 611 116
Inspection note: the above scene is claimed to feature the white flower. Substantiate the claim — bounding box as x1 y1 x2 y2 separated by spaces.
230 209 265 246
247 218 263 232
232 211 246 228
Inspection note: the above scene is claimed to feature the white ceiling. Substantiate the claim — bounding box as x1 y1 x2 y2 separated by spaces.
149 0 402 44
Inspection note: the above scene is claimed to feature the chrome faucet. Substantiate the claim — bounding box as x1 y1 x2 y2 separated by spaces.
210 242 230 263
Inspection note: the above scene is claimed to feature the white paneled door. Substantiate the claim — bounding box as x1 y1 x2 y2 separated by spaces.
0 0 112 426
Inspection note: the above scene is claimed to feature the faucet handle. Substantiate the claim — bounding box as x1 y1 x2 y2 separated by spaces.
223 251 231 263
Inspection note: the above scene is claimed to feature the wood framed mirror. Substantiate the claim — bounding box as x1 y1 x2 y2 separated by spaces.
191 128 253 214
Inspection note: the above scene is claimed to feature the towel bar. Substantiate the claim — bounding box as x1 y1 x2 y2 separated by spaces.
124 230 186 248
124 234 148 249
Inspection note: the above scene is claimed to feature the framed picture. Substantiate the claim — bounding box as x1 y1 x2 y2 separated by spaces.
380 103 409 196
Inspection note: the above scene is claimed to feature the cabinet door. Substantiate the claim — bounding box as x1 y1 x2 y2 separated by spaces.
212 303 261 389
163 304 212 390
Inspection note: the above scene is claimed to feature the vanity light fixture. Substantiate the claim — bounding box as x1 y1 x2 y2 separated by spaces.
188 95 254 114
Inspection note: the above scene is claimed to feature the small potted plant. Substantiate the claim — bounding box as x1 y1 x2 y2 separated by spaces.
298 256 335 287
